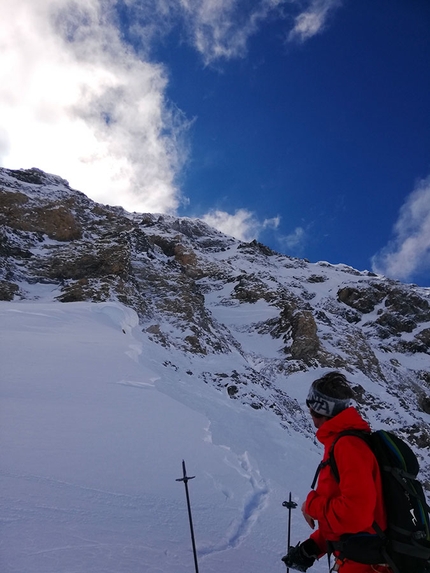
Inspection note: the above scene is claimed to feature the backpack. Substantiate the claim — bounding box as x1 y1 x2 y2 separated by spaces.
312 429 430 573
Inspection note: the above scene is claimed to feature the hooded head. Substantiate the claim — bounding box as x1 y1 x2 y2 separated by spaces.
306 371 354 419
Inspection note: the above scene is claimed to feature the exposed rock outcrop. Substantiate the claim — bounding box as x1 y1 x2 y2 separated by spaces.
1 166 429 484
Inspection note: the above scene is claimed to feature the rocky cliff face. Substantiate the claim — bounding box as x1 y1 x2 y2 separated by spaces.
1 167 430 483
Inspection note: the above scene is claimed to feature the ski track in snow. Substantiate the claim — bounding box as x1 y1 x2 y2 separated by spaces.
0 470 143 502
118 378 271 557
198 452 270 557
115 379 156 389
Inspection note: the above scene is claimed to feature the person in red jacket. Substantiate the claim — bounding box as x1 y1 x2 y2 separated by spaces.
282 371 391 573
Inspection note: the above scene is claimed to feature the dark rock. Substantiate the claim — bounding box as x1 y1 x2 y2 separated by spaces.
0 280 19 301
227 385 238 397
337 285 385 314
7 168 45 185
308 274 327 283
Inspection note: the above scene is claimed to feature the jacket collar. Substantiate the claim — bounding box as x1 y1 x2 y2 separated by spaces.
315 406 371 446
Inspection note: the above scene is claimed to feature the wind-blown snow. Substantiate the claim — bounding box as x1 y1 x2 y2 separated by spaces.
1 300 328 573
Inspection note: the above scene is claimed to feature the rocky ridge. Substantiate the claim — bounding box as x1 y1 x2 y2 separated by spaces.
1 167 430 484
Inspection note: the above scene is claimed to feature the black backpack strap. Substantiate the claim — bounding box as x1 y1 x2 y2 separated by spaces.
372 521 401 573
387 466 430 507
311 459 330 489
312 429 370 488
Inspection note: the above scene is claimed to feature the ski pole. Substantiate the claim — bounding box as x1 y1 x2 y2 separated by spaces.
282 492 297 572
176 460 200 573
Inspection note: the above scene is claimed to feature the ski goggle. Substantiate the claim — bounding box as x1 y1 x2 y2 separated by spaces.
306 401 326 418
306 386 351 418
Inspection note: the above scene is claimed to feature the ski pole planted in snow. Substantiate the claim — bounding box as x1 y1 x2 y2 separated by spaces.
282 492 297 573
176 460 200 573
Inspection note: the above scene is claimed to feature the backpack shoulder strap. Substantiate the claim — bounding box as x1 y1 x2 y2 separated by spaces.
311 429 371 488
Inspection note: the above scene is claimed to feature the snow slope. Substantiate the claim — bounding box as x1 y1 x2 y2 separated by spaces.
2 167 430 572
1 300 328 573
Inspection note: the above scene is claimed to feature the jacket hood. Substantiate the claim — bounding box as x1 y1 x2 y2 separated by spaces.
315 406 371 446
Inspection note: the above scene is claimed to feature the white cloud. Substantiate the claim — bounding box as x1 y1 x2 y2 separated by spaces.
0 0 188 213
0 0 343 216
202 209 306 255
371 177 430 282
176 0 284 64
202 208 279 241
127 0 343 64
288 0 343 43
279 226 306 250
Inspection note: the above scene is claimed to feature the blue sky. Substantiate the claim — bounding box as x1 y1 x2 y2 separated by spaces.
1 0 430 286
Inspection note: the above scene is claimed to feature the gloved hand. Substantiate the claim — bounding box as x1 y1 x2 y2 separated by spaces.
281 539 319 572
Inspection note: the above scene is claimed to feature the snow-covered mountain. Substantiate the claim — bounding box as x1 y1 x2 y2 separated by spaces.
1 167 429 573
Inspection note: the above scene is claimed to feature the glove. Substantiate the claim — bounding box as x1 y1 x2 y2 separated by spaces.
281 539 319 572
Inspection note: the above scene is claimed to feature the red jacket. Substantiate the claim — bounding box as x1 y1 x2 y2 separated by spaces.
305 407 387 555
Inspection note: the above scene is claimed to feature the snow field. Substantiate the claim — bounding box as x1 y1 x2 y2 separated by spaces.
1 301 325 573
